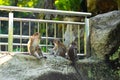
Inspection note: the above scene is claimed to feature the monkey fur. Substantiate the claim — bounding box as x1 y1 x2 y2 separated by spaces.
27 32 46 59
53 39 67 57
67 41 78 65
67 42 85 80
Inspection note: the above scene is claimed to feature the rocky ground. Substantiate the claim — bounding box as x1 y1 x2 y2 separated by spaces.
0 53 119 80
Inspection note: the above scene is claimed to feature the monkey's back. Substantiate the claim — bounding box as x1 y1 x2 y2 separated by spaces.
57 45 66 57
68 46 76 62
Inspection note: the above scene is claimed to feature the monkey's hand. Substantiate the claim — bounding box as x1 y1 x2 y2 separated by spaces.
43 56 47 59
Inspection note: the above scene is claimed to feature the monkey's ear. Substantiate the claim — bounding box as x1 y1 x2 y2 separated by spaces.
34 32 40 36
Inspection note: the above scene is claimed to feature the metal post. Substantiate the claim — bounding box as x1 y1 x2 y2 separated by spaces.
78 25 80 54
0 21 1 34
29 21 31 36
46 23 48 52
54 23 56 39
70 24 72 43
84 17 90 55
62 24 65 42
8 12 13 52
20 21 22 51
38 22 40 32
0 21 1 53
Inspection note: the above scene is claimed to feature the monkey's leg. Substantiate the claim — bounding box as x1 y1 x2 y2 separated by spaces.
34 51 41 59
38 52 47 59
54 51 58 57
36 46 47 59
29 46 35 55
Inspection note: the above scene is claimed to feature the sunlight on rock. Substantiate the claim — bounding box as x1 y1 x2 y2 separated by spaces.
0 53 13 65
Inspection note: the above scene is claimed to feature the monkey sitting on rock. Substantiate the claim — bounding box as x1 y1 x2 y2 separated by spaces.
52 39 67 58
27 32 46 59
67 41 78 65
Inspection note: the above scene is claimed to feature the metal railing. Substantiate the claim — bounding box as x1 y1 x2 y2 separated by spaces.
0 6 91 56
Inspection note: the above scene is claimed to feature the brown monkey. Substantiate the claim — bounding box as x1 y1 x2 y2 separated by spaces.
67 42 78 65
27 32 46 59
67 42 85 80
53 39 67 57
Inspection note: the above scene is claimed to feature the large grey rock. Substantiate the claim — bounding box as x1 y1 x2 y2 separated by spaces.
0 53 83 80
0 53 119 80
90 11 120 59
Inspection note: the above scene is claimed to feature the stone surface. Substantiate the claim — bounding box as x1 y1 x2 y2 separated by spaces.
0 53 119 80
87 0 118 16
90 11 120 59
0 53 81 80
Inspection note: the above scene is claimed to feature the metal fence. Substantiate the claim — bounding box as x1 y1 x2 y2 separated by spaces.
0 6 91 56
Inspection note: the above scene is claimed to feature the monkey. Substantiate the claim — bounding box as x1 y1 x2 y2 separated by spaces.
52 39 67 57
67 41 78 65
67 41 86 80
27 32 46 59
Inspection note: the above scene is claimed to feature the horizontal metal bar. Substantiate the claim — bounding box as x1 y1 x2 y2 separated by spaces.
77 54 86 56
0 42 27 46
0 17 85 25
0 42 53 47
0 6 91 16
0 34 61 39
0 34 29 39
0 51 29 54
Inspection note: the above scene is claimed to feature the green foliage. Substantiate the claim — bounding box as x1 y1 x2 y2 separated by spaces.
0 0 39 8
17 0 38 7
109 46 120 75
110 46 120 60
55 0 82 11
41 46 47 52
0 0 11 5
13 46 27 52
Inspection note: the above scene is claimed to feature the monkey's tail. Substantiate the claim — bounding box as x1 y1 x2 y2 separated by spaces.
72 63 86 80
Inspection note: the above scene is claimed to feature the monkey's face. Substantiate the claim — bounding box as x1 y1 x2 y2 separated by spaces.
33 33 41 39
53 41 58 46
53 39 60 46
33 32 41 39
35 35 40 39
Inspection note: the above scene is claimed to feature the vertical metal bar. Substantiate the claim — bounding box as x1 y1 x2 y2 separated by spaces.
38 22 40 32
29 21 31 36
62 24 65 42
78 25 80 54
0 45 1 53
20 21 22 52
46 23 48 52
84 17 90 55
5 45 7 51
70 24 72 43
8 12 13 52
0 21 1 53
54 23 56 39
0 21 1 34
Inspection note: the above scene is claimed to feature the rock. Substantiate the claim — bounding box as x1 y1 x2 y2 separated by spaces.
90 11 120 59
87 0 118 16
0 53 82 80
0 53 119 80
